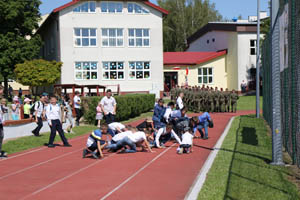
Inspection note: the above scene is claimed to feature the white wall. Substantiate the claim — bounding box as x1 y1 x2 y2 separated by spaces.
237 33 257 88
57 1 164 96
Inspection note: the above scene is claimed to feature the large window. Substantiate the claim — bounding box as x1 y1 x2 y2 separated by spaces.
74 28 97 47
198 67 213 84
75 62 98 80
101 28 123 47
128 3 149 14
102 62 125 80
250 39 257 55
73 1 96 13
129 62 150 80
100 2 123 13
128 29 150 47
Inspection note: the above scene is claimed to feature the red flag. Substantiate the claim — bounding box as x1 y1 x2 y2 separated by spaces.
186 67 189 75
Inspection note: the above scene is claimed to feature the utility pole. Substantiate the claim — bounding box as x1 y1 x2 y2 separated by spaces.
256 0 261 118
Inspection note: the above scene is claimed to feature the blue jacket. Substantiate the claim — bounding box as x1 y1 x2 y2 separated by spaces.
152 104 166 122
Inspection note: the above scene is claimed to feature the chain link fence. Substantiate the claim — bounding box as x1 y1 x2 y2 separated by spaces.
262 0 300 166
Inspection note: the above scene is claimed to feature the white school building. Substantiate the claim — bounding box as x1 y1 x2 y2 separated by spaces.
37 0 168 97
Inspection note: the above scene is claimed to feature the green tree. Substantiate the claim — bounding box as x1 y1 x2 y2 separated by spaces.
0 0 42 97
158 0 222 52
14 59 62 94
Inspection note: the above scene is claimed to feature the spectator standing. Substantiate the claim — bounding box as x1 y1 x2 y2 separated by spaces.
96 102 103 128
31 94 45 137
18 88 22 98
73 91 82 126
0 98 9 121
23 98 32 119
176 92 184 109
100 89 117 124
11 96 20 120
64 99 74 133
0 85 7 158
152 98 166 129
8 85 13 99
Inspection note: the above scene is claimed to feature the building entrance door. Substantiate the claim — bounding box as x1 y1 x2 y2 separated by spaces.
164 72 178 92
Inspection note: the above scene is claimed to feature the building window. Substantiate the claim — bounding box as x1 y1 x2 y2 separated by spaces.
102 62 124 80
101 28 123 47
74 28 97 47
198 67 213 84
128 3 149 14
73 1 96 13
250 39 257 55
75 62 98 80
129 62 150 79
128 29 150 47
100 2 123 13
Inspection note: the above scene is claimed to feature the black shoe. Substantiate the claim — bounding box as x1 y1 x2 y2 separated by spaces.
48 144 55 148
32 131 39 137
63 143 72 147
92 152 99 159
203 137 208 140
0 151 7 158
82 149 88 158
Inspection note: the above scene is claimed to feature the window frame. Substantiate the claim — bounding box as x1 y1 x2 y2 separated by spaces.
100 1 123 13
102 61 125 80
74 61 99 81
101 28 124 47
73 28 98 48
197 67 214 85
73 1 96 13
128 28 150 48
128 61 151 80
127 2 150 14
250 39 257 55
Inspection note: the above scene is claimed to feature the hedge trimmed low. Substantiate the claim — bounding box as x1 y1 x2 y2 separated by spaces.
82 94 155 124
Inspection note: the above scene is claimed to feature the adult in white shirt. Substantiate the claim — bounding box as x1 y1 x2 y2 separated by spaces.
154 124 181 148
176 92 184 110
46 96 71 148
108 122 126 136
32 94 46 137
100 89 117 124
178 131 193 154
164 102 175 123
73 91 82 126
0 85 7 158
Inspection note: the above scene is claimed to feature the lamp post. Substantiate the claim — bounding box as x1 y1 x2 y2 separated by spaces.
256 0 261 118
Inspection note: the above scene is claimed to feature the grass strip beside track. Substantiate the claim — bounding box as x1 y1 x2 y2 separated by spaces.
198 115 300 200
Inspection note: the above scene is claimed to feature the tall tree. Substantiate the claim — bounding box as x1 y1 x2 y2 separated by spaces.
158 0 222 52
0 0 42 98
14 59 62 95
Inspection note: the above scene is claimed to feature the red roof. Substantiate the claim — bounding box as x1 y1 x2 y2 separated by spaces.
53 0 168 15
164 50 227 66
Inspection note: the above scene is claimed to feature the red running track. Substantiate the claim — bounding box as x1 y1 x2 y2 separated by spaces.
0 111 254 200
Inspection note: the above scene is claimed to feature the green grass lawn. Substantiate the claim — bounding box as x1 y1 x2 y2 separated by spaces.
198 115 300 200
3 126 96 155
237 95 263 111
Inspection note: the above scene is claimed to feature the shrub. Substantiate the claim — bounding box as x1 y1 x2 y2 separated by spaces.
82 94 155 124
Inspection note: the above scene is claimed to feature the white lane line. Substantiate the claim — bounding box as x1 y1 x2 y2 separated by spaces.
0 148 82 180
0 134 88 162
184 117 235 200
100 144 176 200
21 153 116 200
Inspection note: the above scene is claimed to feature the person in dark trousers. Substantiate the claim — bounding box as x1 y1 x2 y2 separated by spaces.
73 91 82 126
152 98 166 129
0 85 7 158
100 89 117 124
32 94 46 137
18 88 22 98
46 96 71 148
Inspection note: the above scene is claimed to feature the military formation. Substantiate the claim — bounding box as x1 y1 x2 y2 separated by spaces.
170 85 239 113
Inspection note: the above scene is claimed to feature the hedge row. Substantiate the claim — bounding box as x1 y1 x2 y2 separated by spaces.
82 94 155 124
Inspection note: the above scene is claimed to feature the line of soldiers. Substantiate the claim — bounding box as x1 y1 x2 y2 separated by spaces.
170 85 239 113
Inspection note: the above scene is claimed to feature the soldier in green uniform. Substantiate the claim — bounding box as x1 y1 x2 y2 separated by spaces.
214 87 220 112
170 86 176 102
224 88 231 112
207 89 214 112
230 89 239 112
195 88 202 112
219 88 225 112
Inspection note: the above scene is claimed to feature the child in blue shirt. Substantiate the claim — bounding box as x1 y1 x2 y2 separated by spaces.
83 124 108 159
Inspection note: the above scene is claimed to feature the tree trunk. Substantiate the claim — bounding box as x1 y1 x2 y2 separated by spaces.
3 75 8 99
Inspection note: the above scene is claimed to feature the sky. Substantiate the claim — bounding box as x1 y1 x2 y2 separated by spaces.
40 0 270 20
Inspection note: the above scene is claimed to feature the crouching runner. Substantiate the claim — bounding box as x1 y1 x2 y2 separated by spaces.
82 125 108 159
153 123 181 148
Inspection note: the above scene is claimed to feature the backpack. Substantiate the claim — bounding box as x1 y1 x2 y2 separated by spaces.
208 119 214 128
30 101 41 115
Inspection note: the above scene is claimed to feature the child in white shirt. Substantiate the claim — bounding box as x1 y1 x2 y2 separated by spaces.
177 130 194 154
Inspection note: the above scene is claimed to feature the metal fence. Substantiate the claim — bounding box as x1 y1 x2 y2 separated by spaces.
262 0 300 166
